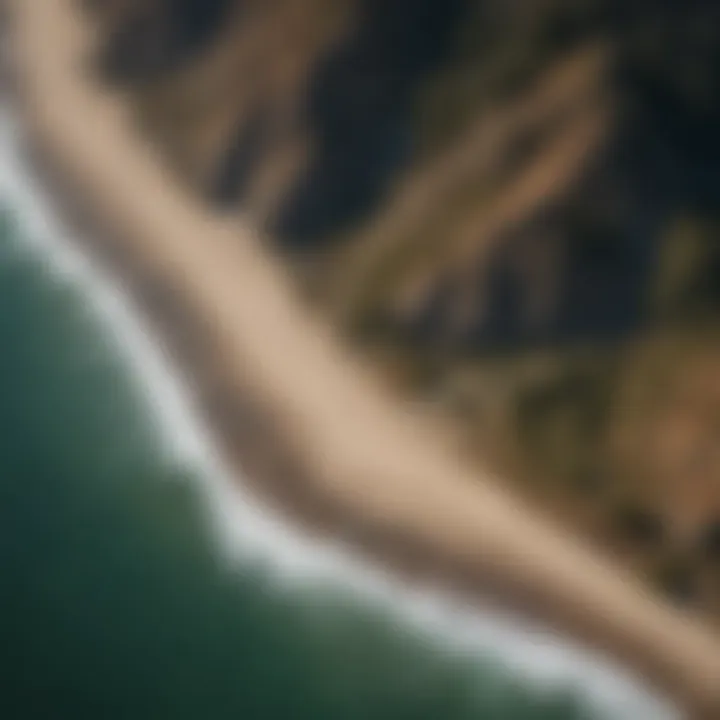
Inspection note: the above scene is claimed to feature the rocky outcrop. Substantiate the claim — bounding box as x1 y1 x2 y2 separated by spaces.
85 0 719 351
83 0 720 615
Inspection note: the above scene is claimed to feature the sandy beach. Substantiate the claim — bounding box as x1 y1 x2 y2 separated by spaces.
5 0 720 715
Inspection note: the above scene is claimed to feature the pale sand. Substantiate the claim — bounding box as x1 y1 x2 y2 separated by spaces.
6 0 720 715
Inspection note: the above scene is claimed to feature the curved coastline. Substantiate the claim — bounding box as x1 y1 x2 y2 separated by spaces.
5 0 720 716
0 108 677 720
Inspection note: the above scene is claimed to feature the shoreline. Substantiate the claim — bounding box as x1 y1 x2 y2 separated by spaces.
5 0 720 715
1 108 675 720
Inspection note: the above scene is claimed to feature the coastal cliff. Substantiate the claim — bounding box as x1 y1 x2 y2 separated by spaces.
8 0 720 715
83 0 720 622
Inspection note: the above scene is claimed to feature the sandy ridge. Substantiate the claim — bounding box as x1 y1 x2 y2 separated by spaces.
6 1 720 716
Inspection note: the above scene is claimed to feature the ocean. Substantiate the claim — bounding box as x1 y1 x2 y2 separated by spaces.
0 107 678 720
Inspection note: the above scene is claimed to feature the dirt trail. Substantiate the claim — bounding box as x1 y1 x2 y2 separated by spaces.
7 0 720 715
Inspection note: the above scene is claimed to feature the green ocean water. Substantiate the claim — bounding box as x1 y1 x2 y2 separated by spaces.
0 113 677 720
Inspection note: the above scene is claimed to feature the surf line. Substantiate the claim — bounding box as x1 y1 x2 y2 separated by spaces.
0 106 678 720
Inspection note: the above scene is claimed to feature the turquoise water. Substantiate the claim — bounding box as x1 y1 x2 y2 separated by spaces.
0 111 677 720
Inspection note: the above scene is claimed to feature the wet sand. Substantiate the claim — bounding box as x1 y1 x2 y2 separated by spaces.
5 0 720 716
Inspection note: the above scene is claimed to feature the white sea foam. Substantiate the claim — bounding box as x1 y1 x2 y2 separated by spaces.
0 105 680 720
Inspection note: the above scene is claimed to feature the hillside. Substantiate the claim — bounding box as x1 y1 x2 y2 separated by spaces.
83 0 720 618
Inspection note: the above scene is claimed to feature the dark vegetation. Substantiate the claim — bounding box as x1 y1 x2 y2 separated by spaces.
89 0 237 83
271 0 470 246
87 0 720 617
